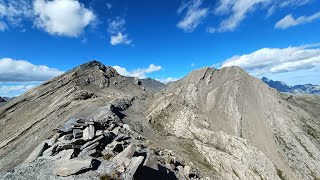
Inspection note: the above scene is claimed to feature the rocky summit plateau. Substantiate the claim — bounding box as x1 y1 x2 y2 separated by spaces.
0 61 319 180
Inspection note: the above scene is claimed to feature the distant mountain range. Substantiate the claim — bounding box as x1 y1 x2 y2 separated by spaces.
262 77 320 95
0 96 14 107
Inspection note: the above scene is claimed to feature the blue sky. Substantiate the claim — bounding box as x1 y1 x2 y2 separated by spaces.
0 0 320 97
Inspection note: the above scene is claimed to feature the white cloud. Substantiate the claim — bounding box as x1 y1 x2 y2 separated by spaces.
108 17 125 34
0 0 33 29
110 32 132 46
33 0 96 37
0 21 7 31
113 64 162 79
275 11 320 29
106 3 112 9
267 0 311 16
176 0 312 33
177 0 208 32
221 44 320 75
108 17 132 46
156 77 180 84
0 58 63 82
0 84 37 97
211 0 268 33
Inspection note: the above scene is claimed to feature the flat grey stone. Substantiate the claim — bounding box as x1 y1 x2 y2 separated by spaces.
111 127 120 136
40 149 74 161
42 144 58 157
47 133 60 146
73 129 83 139
107 123 115 131
143 153 158 170
24 140 48 164
83 125 95 141
124 156 144 180
122 124 131 131
80 135 104 150
78 149 96 158
95 130 104 136
54 157 92 177
82 142 99 151
112 144 136 166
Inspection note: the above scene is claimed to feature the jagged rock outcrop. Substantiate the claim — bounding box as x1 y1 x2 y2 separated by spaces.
0 116 203 179
146 67 320 180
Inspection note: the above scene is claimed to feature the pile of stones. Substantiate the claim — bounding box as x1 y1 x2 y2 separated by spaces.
23 117 203 179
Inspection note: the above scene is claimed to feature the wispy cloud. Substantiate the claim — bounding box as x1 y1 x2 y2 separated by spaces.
176 0 313 33
0 83 37 97
177 0 208 32
108 17 132 46
156 77 180 84
275 11 320 29
267 0 311 16
0 21 7 31
0 0 33 30
0 58 63 82
221 44 320 75
33 0 96 37
113 64 162 79
209 0 268 33
110 32 132 46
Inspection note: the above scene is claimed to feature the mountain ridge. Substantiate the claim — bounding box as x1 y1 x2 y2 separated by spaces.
0 61 319 180
262 77 320 95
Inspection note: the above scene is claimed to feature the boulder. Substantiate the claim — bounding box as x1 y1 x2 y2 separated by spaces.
41 149 74 161
143 153 158 170
80 135 104 150
56 118 78 133
95 130 104 136
24 140 48 163
82 142 99 151
124 156 144 180
73 129 83 139
122 124 131 131
107 123 116 131
54 158 93 177
83 125 95 141
47 133 60 146
112 144 136 166
134 77 141 86
112 127 121 136
78 149 96 158
42 144 58 157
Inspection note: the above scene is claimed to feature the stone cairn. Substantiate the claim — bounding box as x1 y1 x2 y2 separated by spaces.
23 117 203 179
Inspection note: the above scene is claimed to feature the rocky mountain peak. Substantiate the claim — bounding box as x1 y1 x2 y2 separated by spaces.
0 97 6 102
261 76 270 82
72 60 119 79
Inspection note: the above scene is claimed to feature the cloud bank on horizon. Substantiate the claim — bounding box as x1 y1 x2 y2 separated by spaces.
221 44 320 75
